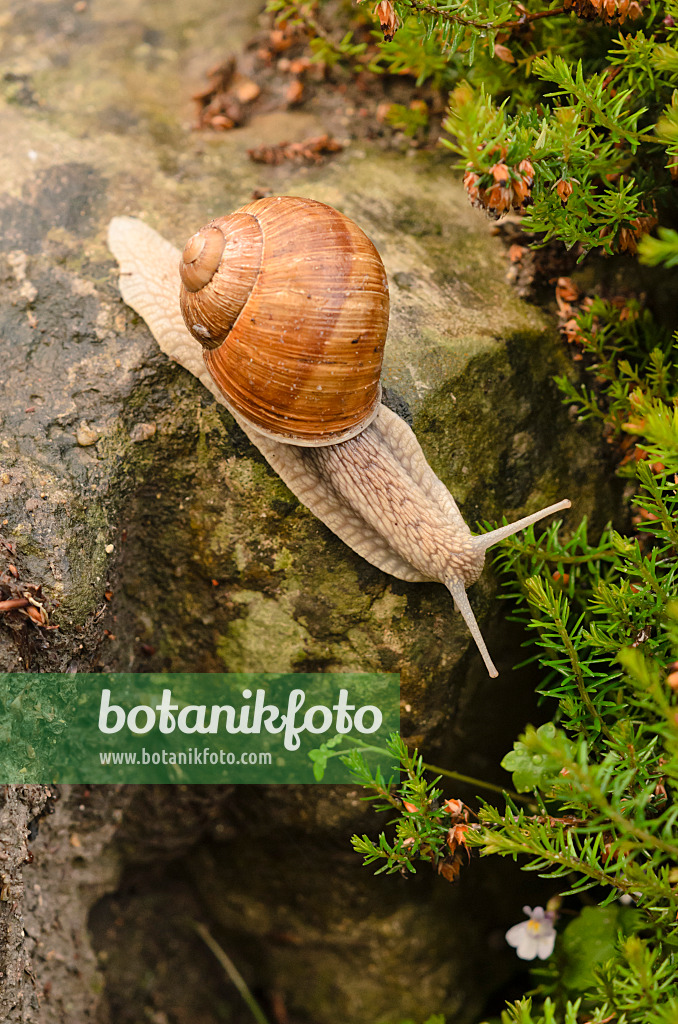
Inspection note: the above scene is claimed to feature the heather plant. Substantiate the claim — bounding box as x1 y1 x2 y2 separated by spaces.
267 0 678 259
320 306 678 1024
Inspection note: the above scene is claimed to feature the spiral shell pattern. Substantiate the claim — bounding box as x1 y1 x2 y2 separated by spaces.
178 196 389 445
180 213 263 351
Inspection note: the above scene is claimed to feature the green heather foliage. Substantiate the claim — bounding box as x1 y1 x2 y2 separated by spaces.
338 303 678 1024
268 0 678 258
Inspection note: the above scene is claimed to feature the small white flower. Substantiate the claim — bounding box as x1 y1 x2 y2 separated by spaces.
505 905 556 961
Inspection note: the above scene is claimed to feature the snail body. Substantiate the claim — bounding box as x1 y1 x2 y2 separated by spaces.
108 197 570 677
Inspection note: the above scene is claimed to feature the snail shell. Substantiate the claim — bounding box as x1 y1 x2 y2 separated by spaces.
178 196 389 447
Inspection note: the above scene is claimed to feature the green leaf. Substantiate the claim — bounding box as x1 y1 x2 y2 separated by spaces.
638 228 678 269
308 733 346 781
501 723 562 793
560 905 641 992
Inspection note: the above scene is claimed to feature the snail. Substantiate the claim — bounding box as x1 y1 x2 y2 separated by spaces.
107 195 570 677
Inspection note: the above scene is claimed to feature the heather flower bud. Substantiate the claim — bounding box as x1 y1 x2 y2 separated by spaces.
463 158 535 218
556 178 574 203
374 0 399 41
562 0 646 23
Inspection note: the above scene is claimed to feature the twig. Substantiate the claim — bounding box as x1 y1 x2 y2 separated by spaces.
0 598 30 612
503 5 567 29
554 607 615 743
402 0 567 32
331 740 536 804
191 921 271 1024
419 760 536 805
502 541 619 565
402 0 500 29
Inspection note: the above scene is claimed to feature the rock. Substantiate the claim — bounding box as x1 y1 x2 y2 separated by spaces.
0 7 620 678
76 423 100 447
129 421 157 443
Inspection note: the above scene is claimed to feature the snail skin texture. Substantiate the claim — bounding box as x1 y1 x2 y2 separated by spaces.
108 195 570 677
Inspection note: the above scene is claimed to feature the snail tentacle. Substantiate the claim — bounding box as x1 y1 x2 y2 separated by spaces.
447 578 498 678
472 501 572 554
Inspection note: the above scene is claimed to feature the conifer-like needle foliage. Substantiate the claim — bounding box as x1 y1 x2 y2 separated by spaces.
345 303 678 1024
268 0 678 258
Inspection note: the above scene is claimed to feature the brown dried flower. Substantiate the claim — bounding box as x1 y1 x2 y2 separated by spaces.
556 178 574 203
616 214 658 255
563 0 645 23
463 159 534 217
248 134 344 166
494 43 515 64
374 0 399 41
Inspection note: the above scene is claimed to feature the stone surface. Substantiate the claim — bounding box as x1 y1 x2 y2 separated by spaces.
0 1 626 1022
0 136 616 679
0 0 621 680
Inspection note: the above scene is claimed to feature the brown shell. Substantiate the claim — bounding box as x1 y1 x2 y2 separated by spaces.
180 226 227 295
178 196 389 445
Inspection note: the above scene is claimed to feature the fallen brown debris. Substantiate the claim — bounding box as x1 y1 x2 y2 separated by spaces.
0 597 30 612
247 133 344 165
193 58 262 130
0 539 55 628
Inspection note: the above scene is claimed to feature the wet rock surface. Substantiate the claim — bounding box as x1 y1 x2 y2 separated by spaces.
0 1 625 1022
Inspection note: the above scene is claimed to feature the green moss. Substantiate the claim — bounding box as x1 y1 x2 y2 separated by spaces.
273 548 294 571
413 326 617 532
216 591 311 673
